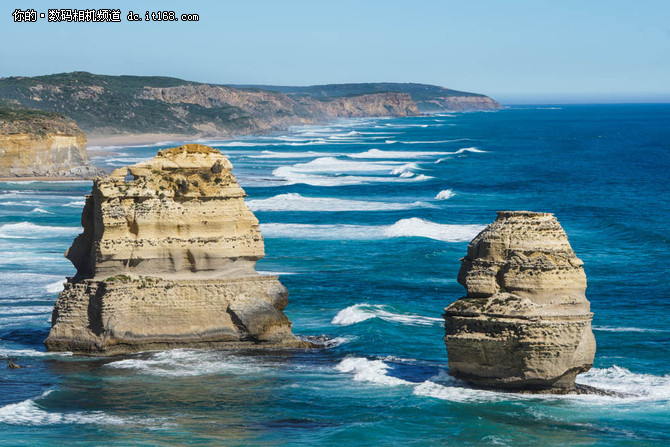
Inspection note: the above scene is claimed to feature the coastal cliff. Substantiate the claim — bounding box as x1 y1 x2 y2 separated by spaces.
0 101 100 178
0 73 499 142
45 144 308 355
443 211 596 393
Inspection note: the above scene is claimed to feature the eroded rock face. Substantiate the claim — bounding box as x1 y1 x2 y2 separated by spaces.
0 105 101 178
444 211 596 393
46 144 308 355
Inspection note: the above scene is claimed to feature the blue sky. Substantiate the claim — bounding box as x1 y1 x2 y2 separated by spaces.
1 0 668 103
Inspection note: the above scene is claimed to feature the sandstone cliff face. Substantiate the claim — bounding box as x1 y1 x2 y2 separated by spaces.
0 108 100 178
443 211 596 392
46 144 307 355
138 85 418 132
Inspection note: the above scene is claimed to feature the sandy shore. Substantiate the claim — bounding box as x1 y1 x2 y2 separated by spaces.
86 133 210 148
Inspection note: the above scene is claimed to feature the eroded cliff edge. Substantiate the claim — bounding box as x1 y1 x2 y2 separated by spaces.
45 144 308 355
0 100 101 178
443 211 596 393
0 73 501 141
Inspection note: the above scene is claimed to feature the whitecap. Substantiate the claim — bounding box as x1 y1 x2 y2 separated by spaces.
247 193 431 212
105 349 266 377
246 150 340 159
0 348 71 358
45 279 66 294
435 189 456 200
0 222 81 239
593 326 665 333
576 365 670 400
349 149 451 159
260 218 483 242
62 200 86 208
331 304 441 326
383 218 484 242
335 357 410 386
0 305 54 316
30 207 53 214
413 370 506 403
0 391 158 426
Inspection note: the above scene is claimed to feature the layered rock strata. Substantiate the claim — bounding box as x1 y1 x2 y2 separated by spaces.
443 211 596 393
46 144 307 355
0 102 100 178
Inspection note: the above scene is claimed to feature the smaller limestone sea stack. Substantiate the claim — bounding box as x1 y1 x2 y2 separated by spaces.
46 144 308 355
444 211 596 393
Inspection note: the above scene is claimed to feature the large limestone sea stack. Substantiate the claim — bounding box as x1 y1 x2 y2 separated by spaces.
444 211 596 393
46 144 307 355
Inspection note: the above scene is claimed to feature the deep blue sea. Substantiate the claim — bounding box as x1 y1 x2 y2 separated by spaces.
0 104 668 445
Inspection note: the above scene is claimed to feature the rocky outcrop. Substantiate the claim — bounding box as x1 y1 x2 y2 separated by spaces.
0 73 499 139
45 144 308 355
416 95 503 112
0 103 101 178
443 211 596 393
139 84 418 130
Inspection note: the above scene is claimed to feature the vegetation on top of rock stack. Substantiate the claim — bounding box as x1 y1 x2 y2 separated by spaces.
0 99 81 136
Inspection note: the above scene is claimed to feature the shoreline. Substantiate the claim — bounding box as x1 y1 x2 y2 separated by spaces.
0 176 95 182
86 133 204 149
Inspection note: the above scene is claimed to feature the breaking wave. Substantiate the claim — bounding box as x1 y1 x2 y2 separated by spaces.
335 357 410 386
0 391 159 426
331 304 441 326
0 222 81 239
435 189 456 200
105 349 267 377
260 218 483 242
247 193 431 212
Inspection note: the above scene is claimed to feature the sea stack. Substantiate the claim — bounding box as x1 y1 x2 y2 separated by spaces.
443 211 596 393
46 144 307 355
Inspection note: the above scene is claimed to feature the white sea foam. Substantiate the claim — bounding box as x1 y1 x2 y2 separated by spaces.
45 279 66 294
272 169 432 186
30 207 53 214
0 348 71 358
331 304 442 326
593 326 665 333
260 218 483 242
413 366 670 404
247 193 431 212
0 272 69 299
413 370 506 403
256 270 298 276
349 149 453 159
246 150 340 159
0 222 81 239
385 139 470 145
383 218 484 242
62 200 86 207
576 365 670 400
278 157 404 173
435 189 456 200
389 163 420 177
335 357 410 386
105 349 266 377
0 391 156 426
0 305 53 316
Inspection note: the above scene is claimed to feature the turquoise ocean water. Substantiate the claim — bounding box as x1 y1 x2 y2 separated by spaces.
0 104 668 445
